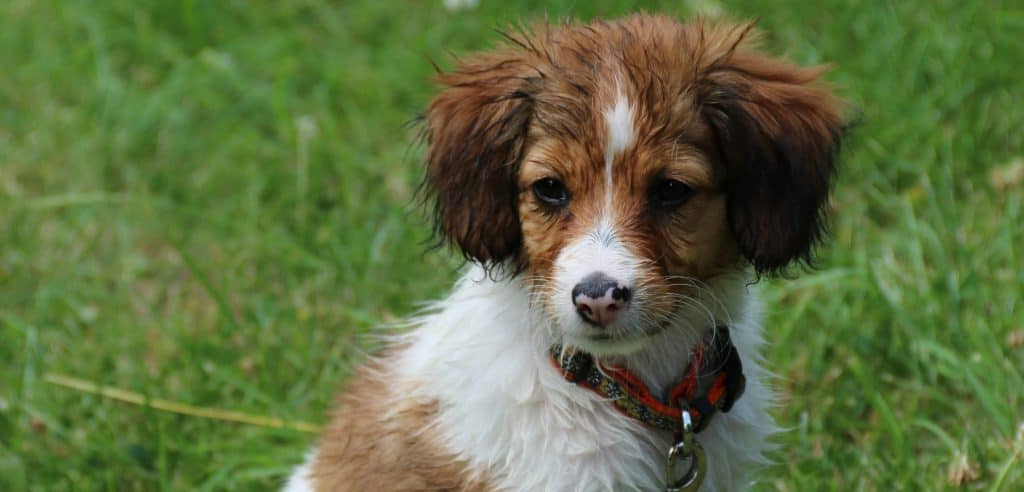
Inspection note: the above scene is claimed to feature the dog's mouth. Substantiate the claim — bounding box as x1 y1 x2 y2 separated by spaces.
582 323 668 341
565 321 672 355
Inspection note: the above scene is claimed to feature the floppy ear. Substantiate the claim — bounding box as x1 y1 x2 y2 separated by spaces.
701 30 846 276
423 50 536 270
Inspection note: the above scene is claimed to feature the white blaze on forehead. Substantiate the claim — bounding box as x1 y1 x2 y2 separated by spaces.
604 93 635 159
602 93 635 209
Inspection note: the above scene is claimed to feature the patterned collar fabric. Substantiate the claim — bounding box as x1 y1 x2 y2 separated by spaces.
549 328 746 434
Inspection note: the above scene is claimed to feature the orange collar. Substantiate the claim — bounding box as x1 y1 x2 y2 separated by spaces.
550 328 745 434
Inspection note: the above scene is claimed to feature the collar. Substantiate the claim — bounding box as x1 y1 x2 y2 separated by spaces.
549 327 746 435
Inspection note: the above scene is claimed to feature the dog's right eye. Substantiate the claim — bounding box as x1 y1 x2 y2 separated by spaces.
532 178 569 207
650 178 694 210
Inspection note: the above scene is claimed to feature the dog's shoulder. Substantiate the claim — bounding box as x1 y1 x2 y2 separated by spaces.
299 358 494 492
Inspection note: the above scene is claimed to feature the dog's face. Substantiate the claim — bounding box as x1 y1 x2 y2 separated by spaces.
424 16 844 354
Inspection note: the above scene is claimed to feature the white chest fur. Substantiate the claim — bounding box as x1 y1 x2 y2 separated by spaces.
396 268 778 491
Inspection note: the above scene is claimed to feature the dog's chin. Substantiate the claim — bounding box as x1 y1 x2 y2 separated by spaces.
561 323 669 357
564 334 649 356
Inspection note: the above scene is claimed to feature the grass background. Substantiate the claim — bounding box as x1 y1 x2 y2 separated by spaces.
1 0 1022 490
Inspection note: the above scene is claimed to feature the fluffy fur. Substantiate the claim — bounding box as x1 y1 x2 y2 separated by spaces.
287 14 845 492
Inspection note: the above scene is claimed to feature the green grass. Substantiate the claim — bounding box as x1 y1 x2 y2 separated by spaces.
1 0 1021 490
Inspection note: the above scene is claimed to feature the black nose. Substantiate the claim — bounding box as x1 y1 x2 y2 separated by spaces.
571 272 631 327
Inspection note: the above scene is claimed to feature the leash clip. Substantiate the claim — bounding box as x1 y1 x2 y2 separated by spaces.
666 410 706 492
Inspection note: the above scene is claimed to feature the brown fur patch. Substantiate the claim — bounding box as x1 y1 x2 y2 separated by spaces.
308 358 491 491
697 25 845 274
423 49 537 273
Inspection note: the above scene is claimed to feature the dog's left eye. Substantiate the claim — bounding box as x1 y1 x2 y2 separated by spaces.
533 178 569 207
650 179 694 210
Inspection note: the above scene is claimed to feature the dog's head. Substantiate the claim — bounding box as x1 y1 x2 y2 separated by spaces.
423 15 845 354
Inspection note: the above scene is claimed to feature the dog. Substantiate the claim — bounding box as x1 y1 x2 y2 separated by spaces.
286 13 845 492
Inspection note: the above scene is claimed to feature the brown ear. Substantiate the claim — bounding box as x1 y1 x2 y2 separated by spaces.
700 29 846 276
423 50 536 271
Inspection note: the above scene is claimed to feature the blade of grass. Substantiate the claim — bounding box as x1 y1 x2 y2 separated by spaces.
43 373 320 433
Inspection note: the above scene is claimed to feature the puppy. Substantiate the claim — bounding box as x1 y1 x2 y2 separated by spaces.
286 14 845 492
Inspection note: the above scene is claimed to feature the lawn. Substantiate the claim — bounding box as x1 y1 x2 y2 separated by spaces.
1 0 1021 490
